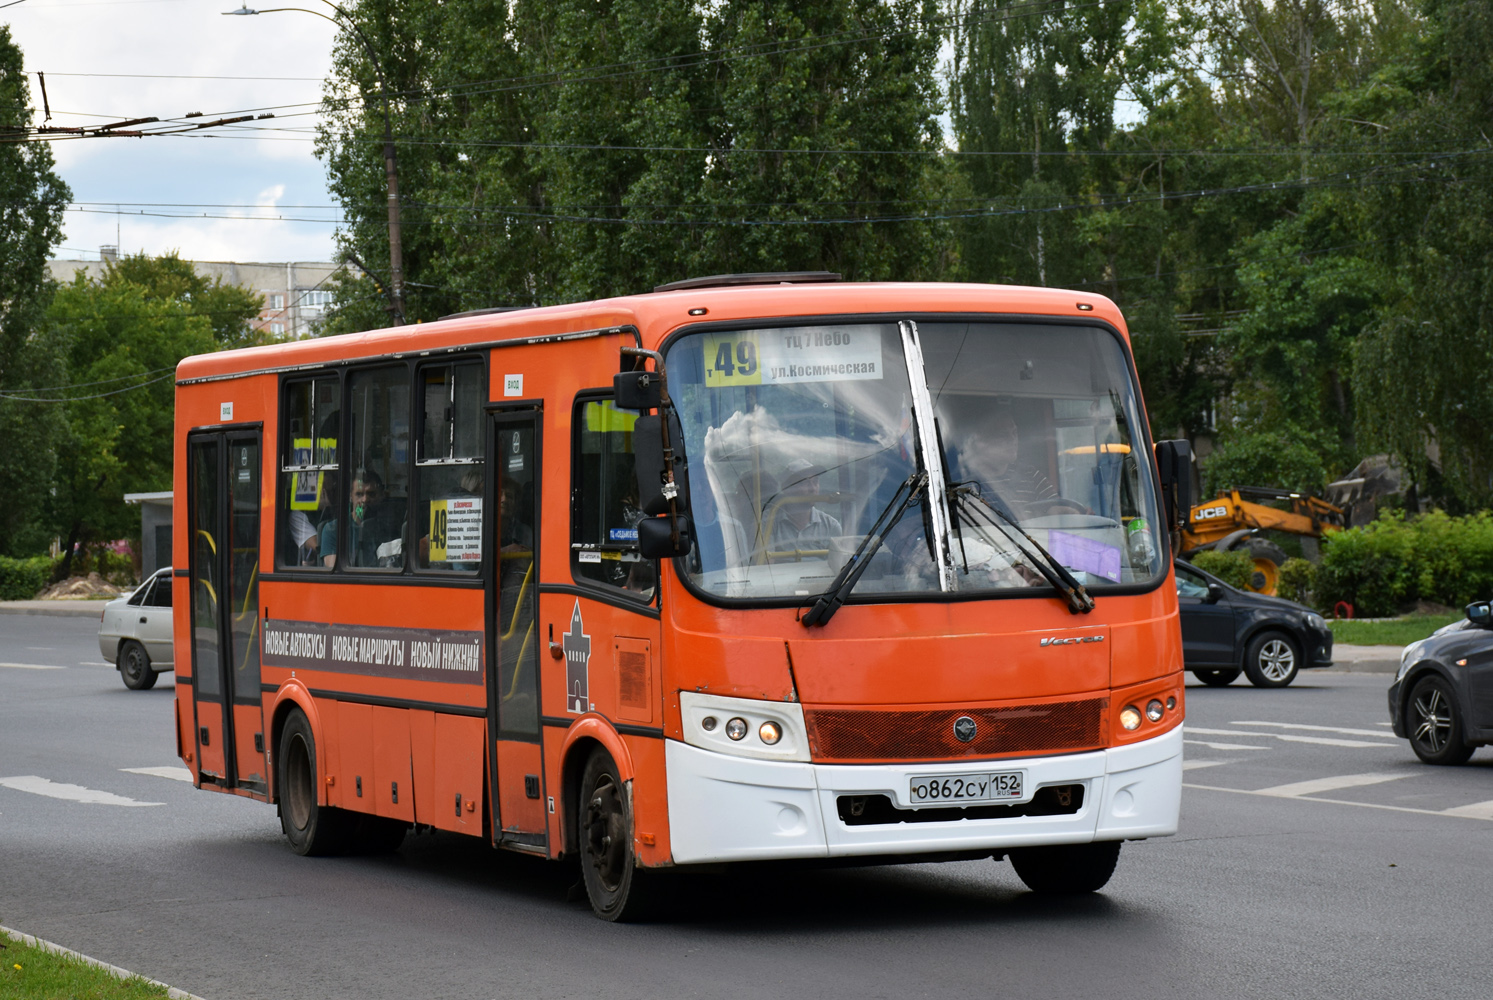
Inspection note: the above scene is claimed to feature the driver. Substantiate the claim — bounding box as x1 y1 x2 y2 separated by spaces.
952 407 1065 519
769 458 842 552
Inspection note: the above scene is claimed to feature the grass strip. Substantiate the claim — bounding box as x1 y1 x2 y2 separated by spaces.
1328 613 1462 648
0 927 174 999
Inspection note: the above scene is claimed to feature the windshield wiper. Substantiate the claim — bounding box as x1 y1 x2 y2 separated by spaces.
801 472 925 628
952 485 1096 614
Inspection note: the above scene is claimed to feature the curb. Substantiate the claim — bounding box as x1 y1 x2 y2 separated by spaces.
0 601 111 618
0 924 206 1000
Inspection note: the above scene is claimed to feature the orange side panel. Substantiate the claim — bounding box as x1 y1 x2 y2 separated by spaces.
408 709 436 826
432 714 485 836
336 702 374 813
495 740 546 836
371 706 414 823
627 736 670 868
232 703 269 794
1110 614 1183 688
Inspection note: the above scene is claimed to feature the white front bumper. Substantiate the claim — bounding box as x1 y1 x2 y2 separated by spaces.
665 725 1181 864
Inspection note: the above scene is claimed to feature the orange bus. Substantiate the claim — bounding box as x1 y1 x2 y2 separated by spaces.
172 275 1191 919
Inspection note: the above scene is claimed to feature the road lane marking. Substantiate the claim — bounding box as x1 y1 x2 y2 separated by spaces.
1185 783 1493 822
1232 720 1400 739
0 776 164 806
1273 734 1399 748
1186 727 1266 737
0 662 65 670
1253 772 1410 797
1185 739 1269 751
1182 760 1230 771
1441 799 1493 820
121 766 193 783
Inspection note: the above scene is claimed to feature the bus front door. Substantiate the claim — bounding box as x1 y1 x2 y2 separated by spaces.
489 410 546 849
187 430 268 797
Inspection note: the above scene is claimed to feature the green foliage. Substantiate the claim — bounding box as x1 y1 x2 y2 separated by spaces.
1328 613 1461 647
1189 549 1254 590
0 26 70 557
1 931 169 998
1277 557 1317 606
1316 511 1493 616
1202 424 1330 495
104 252 269 349
0 555 56 600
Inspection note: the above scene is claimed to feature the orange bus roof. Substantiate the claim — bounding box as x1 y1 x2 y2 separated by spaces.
175 282 1125 383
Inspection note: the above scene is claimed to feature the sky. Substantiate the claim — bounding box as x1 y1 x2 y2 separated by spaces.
7 0 342 264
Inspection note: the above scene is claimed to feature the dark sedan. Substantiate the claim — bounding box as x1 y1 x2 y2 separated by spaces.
1388 601 1493 765
1176 559 1334 688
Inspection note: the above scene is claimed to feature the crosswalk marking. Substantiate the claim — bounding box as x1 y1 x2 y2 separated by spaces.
1186 783 1493 822
0 775 163 807
1272 734 1398 748
1185 739 1269 751
1182 760 1230 771
121 766 193 783
1253 772 1410 797
1441 799 1493 820
1232 720 1400 740
1186 727 1265 737
0 662 65 670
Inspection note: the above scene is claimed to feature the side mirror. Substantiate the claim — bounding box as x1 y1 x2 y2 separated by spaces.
637 515 692 559
633 412 689 515
1467 601 1492 627
1154 439 1194 540
1206 583 1224 604
613 370 662 411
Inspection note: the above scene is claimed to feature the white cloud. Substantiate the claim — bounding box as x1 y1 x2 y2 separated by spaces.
9 0 341 263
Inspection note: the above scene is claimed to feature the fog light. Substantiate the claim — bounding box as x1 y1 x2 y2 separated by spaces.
726 717 748 741
1120 705 1142 730
1166 696 1176 711
701 716 718 732
759 721 782 745
1146 699 1165 722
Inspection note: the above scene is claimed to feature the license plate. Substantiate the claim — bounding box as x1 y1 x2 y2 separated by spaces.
908 770 1025 807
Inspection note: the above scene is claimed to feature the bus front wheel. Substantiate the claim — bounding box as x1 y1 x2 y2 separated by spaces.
277 708 350 856
1008 841 1122 893
578 748 653 921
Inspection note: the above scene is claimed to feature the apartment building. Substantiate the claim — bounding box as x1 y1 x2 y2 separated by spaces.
47 249 341 339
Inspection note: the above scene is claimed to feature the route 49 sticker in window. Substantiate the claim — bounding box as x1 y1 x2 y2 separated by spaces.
430 496 482 562
704 326 884 388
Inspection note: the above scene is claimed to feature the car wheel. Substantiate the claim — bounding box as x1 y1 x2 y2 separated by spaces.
578 748 654 921
1407 674 1475 766
1241 538 1288 595
1243 631 1299 687
1009 841 1122 893
119 640 157 691
1193 668 1241 687
277 708 351 855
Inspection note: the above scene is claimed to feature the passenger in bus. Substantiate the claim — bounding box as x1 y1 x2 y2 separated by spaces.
768 459 842 552
319 468 402 568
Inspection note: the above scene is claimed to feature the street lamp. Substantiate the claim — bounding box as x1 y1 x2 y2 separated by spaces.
225 3 405 325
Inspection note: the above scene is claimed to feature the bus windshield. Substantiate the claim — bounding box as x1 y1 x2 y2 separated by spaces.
666 320 1165 601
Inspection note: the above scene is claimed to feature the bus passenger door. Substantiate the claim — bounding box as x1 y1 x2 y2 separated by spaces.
187 430 268 796
488 410 546 848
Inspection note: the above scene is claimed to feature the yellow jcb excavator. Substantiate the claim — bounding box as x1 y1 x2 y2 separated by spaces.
1181 487 1345 595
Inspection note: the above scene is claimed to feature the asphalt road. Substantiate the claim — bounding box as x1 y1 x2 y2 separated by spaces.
4 613 1493 1000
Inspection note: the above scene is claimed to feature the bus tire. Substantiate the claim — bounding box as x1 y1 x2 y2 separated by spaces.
1008 840 1122 893
578 748 653 922
120 641 157 690
277 708 349 856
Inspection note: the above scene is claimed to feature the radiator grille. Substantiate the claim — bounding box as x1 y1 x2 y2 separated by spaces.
804 698 1108 762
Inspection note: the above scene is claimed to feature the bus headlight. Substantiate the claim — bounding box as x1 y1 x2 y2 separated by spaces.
1120 705 1143 730
1145 699 1165 723
679 691 809 762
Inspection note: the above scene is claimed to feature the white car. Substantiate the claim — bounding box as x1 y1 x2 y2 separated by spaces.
99 566 174 690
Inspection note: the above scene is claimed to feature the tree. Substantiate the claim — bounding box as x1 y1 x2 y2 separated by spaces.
0 26 71 556
104 252 268 348
45 268 220 574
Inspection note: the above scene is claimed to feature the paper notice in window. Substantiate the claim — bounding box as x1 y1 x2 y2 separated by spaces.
430 496 482 563
704 328 884 388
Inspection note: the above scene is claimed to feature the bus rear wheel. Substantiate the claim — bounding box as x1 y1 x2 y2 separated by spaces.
277 708 350 856
578 748 653 921
1008 841 1122 893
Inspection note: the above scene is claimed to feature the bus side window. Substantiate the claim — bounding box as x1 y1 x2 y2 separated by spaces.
414 360 485 572
342 365 410 571
279 375 339 570
571 397 653 600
